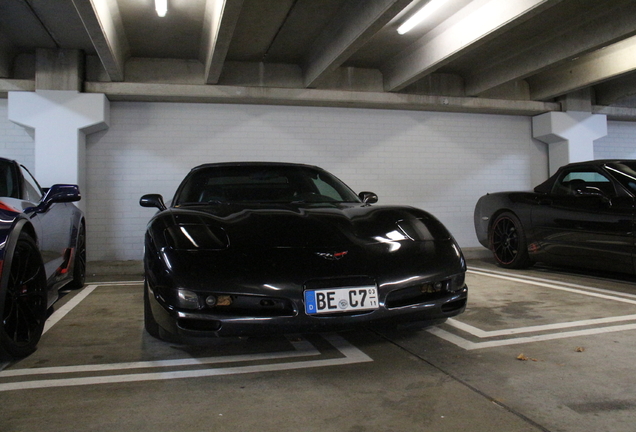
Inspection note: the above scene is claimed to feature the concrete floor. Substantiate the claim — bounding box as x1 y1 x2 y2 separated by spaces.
1 258 636 431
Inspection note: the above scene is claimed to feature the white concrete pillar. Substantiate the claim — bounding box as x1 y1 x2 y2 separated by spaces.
532 111 607 175
7 90 109 211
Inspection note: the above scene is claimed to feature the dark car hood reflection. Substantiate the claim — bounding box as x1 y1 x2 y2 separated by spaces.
170 202 447 249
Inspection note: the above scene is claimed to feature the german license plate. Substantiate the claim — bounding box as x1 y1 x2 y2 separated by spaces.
304 286 379 315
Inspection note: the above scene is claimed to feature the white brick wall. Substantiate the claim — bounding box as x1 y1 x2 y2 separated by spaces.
0 100 35 171
595 121 636 159
0 99 560 261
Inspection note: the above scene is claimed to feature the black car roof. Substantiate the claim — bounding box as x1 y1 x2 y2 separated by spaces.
560 159 636 169
189 162 323 172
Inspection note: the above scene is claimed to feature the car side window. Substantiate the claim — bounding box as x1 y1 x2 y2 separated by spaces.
0 160 18 198
20 165 43 203
311 174 343 200
552 169 614 196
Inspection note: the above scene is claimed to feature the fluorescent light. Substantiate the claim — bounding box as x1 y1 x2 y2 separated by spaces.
397 0 444 34
155 0 167 17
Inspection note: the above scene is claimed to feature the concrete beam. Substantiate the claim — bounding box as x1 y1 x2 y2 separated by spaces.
0 31 16 78
528 35 636 101
201 0 244 85
465 0 636 96
594 73 636 106
557 88 593 112
85 81 560 116
217 62 385 92
35 49 84 91
71 0 129 82
593 105 636 122
382 0 560 92
303 0 411 88
0 79 35 97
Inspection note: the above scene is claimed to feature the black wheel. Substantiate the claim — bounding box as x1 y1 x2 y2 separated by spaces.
67 223 86 290
489 212 532 269
0 232 47 359
144 280 161 339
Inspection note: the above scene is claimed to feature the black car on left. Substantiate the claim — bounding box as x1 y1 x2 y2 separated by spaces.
0 158 85 359
140 162 467 343
474 159 636 274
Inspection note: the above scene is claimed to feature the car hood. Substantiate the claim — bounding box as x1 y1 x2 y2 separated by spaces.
160 202 452 249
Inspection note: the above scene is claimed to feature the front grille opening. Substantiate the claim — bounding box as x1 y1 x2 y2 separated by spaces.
308 309 375 318
178 318 222 332
385 283 446 308
204 294 295 317
441 298 467 312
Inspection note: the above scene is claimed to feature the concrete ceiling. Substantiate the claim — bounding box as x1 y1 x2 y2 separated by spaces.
2 0 636 119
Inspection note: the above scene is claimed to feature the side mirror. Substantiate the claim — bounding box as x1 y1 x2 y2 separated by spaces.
43 184 81 203
140 194 167 211
575 186 611 204
34 184 81 212
359 191 378 204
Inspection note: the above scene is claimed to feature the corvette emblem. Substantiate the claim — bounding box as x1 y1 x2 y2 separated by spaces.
315 251 348 261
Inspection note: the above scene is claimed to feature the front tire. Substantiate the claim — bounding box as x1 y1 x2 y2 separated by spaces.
489 212 532 269
0 232 47 359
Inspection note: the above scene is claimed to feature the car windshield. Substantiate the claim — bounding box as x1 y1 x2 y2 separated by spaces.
605 162 636 194
174 165 361 205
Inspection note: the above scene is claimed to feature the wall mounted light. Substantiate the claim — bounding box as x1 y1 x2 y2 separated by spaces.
397 0 444 34
155 0 168 17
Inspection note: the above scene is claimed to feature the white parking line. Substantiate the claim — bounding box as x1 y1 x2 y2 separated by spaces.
467 268 636 305
429 323 636 350
0 338 320 378
43 284 99 334
1 283 373 391
468 267 636 299
446 314 636 337
0 334 371 392
428 268 636 350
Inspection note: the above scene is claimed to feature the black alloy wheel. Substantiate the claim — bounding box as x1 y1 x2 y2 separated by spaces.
0 232 47 359
489 212 532 269
67 224 86 290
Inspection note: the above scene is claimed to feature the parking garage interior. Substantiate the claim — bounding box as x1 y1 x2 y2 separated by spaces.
2 1 636 431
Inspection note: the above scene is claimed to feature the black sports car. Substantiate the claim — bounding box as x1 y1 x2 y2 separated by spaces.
0 158 85 359
474 160 636 273
140 162 467 343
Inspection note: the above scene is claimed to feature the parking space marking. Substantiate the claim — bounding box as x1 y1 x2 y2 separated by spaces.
468 268 636 305
0 337 321 378
428 268 636 350
0 283 372 392
0 334 371 392
43 284 100 334
446 313 636 337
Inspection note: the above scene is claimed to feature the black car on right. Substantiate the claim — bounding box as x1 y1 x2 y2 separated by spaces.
474 160 636 273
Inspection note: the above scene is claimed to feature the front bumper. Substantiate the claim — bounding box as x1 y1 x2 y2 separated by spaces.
146 279 467 342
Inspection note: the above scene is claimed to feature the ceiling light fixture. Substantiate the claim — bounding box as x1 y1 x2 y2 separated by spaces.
397 0 444 34
155 0 168 17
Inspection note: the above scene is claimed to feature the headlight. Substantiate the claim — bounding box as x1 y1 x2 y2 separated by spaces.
164 224 229 250
177 288 201 309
